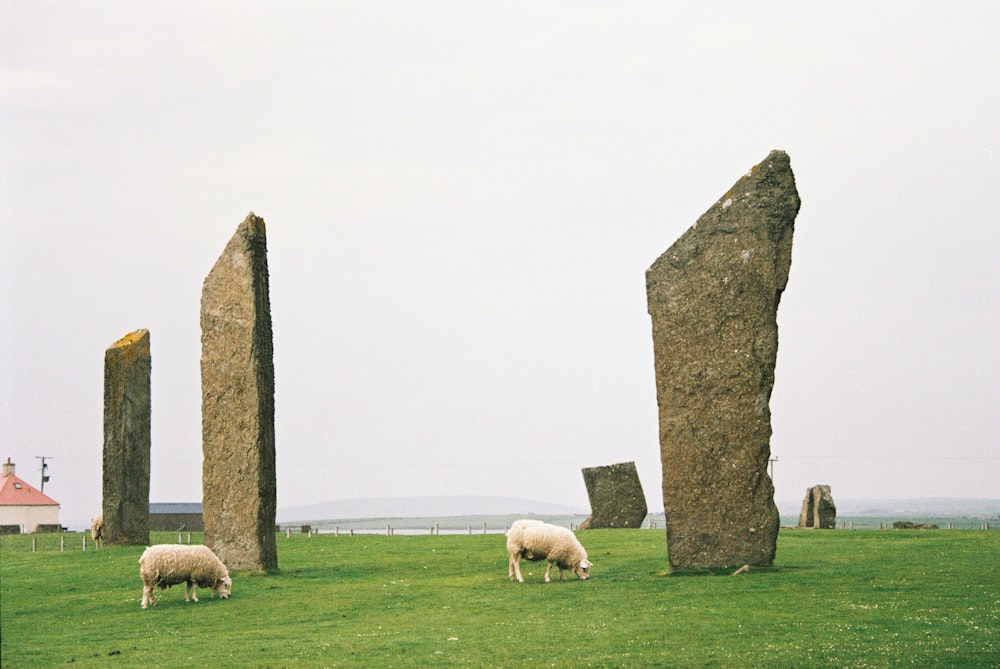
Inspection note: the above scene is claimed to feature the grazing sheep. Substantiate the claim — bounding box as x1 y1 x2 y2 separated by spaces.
90 514 103 548
139 544 232 609
506 519 592 583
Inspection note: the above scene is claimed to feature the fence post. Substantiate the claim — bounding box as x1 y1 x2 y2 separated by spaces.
32 537 37 552
83 536 87 551
435 523 439 535
483 522 487 535
60 535 65 552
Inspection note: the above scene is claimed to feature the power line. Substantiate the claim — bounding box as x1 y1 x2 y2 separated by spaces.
778 455 999 461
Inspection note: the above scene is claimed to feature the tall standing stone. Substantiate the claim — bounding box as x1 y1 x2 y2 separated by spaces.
201 212 277 571
646 150 800 570
578 461 648 530
102 329 151 546
798 484 837 529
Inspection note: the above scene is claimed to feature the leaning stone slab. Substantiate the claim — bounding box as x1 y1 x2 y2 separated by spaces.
102 329 151 546
201 212 277 571
578 461 648 529
646 150 800 569
798 484 837 529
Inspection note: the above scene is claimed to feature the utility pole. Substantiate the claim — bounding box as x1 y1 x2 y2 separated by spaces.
768 456 778 487
36 456 52 492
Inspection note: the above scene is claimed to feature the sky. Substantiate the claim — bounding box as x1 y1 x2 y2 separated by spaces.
2 2 998 530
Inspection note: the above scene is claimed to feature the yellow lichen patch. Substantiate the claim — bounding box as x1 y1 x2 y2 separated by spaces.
111 329 149 349
107 329 150 365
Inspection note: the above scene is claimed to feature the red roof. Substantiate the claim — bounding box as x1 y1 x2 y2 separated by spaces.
0 473 59 506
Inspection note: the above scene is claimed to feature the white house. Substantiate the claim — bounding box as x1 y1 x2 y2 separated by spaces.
0 458 61 533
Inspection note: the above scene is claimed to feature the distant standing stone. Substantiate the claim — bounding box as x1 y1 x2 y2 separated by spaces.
646 150 800 569
798 484 837 529
578 461 648 529
103 329 151 546
201 212 278 571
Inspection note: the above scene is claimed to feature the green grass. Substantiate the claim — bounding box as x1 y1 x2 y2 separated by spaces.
2 529 998 667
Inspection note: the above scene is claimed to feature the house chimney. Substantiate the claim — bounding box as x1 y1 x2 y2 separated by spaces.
2 458 14 477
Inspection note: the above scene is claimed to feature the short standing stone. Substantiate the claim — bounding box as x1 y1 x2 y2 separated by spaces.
798 484 837 529
102 329 151 546
578 461 648 529
646 150 800 569
201 212 277 571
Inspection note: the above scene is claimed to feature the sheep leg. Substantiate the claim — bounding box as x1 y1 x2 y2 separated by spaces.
141 584 156 609
509 553 524 583
184 580 199 603
544 561 554 583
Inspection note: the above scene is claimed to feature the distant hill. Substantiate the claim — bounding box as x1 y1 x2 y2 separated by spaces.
277 496 999 524
58 496 997 532
276 495 587 523
777 497 999 518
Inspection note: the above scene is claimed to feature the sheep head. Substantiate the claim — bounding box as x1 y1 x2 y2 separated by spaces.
213 576 232 599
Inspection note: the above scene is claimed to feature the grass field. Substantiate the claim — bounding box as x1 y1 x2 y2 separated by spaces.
1 529 997 667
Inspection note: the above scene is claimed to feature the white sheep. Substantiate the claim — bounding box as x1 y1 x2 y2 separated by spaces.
139 544 232 609
90 514 103 548
506 519 592 583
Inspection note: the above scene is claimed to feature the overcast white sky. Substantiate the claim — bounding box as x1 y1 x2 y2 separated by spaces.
3 2 998 529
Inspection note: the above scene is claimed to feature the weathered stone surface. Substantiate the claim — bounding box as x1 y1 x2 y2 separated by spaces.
102 329 151 546
578 461 648 529
798 484 837 529
201 212 277 571
646 150 799 570
800 485 836 528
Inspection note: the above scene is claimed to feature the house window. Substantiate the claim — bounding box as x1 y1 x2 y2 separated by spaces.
13 482 22 489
